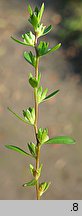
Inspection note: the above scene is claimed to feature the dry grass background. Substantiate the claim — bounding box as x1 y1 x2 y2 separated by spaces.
0 0 82 199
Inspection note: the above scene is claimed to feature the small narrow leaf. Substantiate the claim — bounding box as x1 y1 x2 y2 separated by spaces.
11 36 30 46
7 107 28 124
42 25 52 36
41 88 48 101
29 164 34 175
28 143 36 158
28 4 33 16
23 179 37 187
38 73 41 85
44 89 60 101
39 3 44 22
24 51 36 67
47 43 61 54
5 145 32 157
44 136 76 145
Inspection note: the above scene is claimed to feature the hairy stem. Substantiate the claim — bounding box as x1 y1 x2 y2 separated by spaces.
34 34 40 200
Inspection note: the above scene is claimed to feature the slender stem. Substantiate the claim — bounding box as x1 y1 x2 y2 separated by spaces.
34 34 40 200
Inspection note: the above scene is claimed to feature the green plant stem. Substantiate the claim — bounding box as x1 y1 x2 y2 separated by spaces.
34 34 40 200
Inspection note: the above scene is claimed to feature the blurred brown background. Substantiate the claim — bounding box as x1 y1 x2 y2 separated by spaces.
0 0 82 200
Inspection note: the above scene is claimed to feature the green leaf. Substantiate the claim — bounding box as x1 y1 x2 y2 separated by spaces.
41 88 48 101
38 3 44 22
28 4 33 16
37 86 43 103
7 107 28 124
37 41 49 56
11 36 33 46
38 163 43 175
23 107 35 125
29 74 38 88
44 89 60 101
37 128 49 145
28 12 39 30
37 86 48 103
39 182 51 196
28 142 36 158
38 73 41 85
24 51 36 67
23 179 37 187
36 24 46 38
22 31 35 47
44 136 76 144
42 25 52 36
37 42 61 57
47 43 61 54
5 145 32 157
29 164 34 175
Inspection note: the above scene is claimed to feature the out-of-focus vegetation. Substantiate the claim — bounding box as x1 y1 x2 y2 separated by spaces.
57 0 82 75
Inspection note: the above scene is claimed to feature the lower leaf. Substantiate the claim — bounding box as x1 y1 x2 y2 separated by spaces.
7 107 28 124
44 136 76 144
5 145 32 157
23 179 37 187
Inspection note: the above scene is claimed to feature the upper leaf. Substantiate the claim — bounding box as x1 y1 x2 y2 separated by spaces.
24 51 36 68
35 23 46 38
44 136 76 144
5 145 32 157
37 42 61 56
44 89 60 101
28 3 44 31
11 36 28 46
42 25 52 36
22 31 35 47
38 3 44 22
11 31 35 47
28 4 33 16
47 43 61 54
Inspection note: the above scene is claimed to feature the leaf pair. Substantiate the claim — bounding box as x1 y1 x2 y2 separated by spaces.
37 41 61 57
23 107 35 125
23 163 43 187
23 180 50 196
